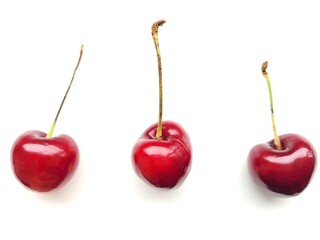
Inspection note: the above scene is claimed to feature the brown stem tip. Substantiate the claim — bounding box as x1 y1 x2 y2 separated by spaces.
152 19 166 36
262 61 268 75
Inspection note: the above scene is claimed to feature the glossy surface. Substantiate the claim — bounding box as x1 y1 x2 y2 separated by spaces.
11 130 79 192
132 121 192 189
248 133 316 195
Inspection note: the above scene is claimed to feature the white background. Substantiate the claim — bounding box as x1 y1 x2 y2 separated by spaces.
0 0 320 239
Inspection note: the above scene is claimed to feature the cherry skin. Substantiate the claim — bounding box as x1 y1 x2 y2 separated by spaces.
248 133 316 196
11 130 79 192
132 121 192 189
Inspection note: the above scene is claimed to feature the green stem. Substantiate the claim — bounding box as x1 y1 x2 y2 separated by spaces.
47 45 84 138
152 20 166 140
261 61 282 150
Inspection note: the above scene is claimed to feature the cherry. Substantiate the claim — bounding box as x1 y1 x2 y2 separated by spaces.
11 46 84 192
132 20 192 189
248 61 317 196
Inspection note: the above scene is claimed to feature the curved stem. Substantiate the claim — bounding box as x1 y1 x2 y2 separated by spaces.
47 45 84 138
152 19 166 140
261 61 282 150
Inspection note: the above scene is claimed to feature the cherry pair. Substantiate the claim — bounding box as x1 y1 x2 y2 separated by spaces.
11 20 316 197
11 21 191 193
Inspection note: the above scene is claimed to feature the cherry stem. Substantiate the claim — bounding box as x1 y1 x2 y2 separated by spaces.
152 19 166 140
261 61 282 150
46 45 84 138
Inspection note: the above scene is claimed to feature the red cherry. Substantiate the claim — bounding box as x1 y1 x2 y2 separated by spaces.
11 131 79 192
132 20 192 189
248 134 316 195
248 61 317 196
132 121 192 188
11 46 83 192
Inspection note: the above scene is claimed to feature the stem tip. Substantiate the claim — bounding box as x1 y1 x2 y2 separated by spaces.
152 19 166 36
262 61 268 75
